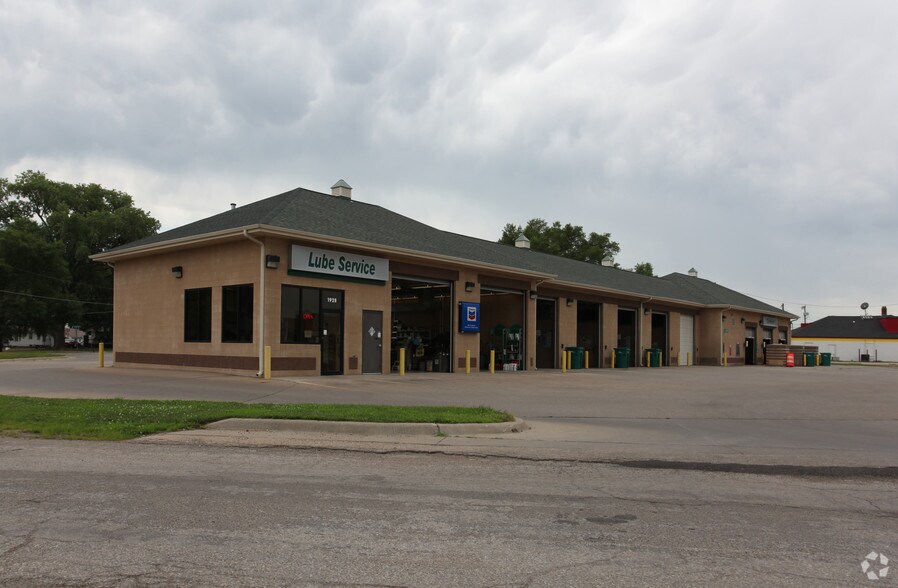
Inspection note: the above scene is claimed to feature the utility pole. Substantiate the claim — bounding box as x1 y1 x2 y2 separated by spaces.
801 305 808 324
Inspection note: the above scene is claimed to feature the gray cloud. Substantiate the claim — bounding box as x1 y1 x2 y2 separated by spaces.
2 0 896 317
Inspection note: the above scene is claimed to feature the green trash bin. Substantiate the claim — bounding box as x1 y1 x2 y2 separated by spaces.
568 347 584 369
648 348 662 367
614 347 630 369
820 352 832 366
803 352 817 367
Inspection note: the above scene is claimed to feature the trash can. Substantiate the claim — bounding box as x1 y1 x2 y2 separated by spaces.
614 347 630 369
803 352 817 367
820 352 831 366
648 348 662 367
570 347 584 369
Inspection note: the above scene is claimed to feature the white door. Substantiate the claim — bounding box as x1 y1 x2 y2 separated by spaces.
679 315 694 366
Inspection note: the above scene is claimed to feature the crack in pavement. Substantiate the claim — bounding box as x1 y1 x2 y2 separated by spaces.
0 525 38 560
136 438 898 479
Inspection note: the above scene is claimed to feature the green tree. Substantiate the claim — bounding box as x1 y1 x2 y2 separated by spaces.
0 170 160 348
499 218 621 264
0 221 76 347
634 262 654 277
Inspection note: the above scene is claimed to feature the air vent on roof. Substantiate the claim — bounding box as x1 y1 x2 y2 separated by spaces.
515 235 530 249
230 203 236 210
331 179 352 199
601 256 614 267
688 268 698 277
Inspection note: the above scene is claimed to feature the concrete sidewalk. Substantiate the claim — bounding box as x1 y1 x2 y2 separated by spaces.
136 413 898 474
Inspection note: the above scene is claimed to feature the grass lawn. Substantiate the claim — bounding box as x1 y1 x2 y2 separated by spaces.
0 350 65 360
0 395 514 441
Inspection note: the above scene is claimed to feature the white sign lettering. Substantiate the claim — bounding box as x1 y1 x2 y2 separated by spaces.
291 245 389 281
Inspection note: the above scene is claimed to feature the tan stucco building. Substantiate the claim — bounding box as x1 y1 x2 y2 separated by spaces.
91 182 796 376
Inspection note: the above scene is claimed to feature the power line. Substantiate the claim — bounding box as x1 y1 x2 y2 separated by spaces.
746 294 898 309
0 289 113 306
0 263 114 290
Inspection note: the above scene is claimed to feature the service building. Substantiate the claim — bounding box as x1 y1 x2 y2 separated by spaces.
91 182 796 376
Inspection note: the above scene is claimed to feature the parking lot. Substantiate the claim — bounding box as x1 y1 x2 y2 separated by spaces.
2 353 897 469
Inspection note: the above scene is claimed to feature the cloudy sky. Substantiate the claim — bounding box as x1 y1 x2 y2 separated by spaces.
2 1 896 320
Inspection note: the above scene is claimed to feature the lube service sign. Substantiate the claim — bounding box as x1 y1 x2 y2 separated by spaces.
291 245 389 282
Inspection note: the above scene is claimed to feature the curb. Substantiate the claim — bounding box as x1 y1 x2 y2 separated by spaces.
204 417 529 436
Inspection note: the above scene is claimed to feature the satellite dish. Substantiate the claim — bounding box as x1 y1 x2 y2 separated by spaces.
861 302 869 310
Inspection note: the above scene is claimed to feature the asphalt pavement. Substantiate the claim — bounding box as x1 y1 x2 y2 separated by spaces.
2 352 897 471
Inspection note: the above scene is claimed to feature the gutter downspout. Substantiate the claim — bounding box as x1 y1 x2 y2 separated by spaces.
243 230 266 376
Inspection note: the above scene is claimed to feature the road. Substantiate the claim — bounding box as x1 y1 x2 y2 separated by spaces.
1 438 896 587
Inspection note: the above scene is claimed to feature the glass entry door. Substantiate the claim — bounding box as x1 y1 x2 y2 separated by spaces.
320 290 343 375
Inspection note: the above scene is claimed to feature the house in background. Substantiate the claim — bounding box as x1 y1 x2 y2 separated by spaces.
5 331 55 348
791 307 898 362
4 325 89 349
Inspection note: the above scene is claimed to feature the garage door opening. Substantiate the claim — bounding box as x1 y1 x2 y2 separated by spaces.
536 298 557 369
651 312 669 366
391 276 452 373
617 308 637 367
577 302 601 368
480 287 525 371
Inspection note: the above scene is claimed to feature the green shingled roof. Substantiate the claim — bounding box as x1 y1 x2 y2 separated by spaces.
661 272 786 315
98 185 791 315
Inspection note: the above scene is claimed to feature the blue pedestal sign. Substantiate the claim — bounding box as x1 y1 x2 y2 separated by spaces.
459 302 481 333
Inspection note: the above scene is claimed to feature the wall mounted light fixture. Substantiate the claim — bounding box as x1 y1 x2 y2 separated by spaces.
566 297 574 306
464 281 475 293
171 266 183 279
529 290 538 300
265 254 280 269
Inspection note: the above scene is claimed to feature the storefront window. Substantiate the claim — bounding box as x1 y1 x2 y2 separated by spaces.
222 284 253 343
281 285 322 344
184 288 211 342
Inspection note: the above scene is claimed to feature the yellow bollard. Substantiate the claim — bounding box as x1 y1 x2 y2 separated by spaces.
646 351 650 368
724 354 728 367
399 348 405 375
98 342 105 368
263 345 271 380
561 350 567 373
490 350 495 374
611 350 615 369
465 350 471 374
584 351 589 369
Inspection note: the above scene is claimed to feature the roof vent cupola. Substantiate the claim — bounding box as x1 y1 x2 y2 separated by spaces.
331 179 352 199
601 255 614 267
515 234 530 249
688 267 698 277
